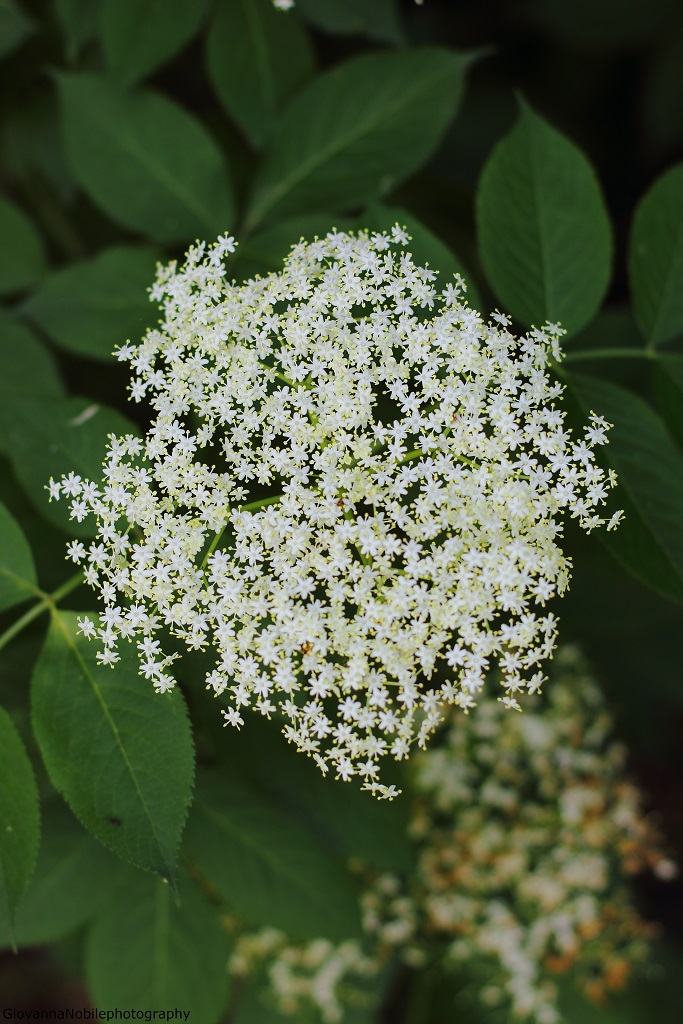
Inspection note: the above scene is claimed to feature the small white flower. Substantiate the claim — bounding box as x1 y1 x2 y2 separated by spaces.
77 616 96 637
607 509 625 531
66 541 86 563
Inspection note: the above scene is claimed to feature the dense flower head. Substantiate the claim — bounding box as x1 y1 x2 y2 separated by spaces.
232 649 674 1024
51 227 621 796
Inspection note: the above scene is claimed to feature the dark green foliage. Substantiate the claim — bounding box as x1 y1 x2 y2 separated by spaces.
57 74 235 242
0 707 40 941
245 48 475 229
100 0 213 88
629 163 683 346
2 396 138 536
0 3 681 1022
477 102 612 335
22 245 162 361
0 197 46 295
568 374 683 602
0 501 38 611
185 768 363 940
31 612 194 883
85 869 231 1023
207 0 316 150
0 799 125 949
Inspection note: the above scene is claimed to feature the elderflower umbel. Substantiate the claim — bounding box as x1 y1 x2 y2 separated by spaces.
233 648 674 1024
52 228 621 795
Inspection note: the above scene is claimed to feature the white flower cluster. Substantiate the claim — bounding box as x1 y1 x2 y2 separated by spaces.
233 648 674 1024
52 228 621 796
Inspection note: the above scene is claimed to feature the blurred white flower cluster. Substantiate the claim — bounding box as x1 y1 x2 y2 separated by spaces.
52 228 620 795
231 648 674 1024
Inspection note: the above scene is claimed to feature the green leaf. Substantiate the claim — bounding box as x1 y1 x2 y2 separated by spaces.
568 373 683 603
0 310 63 401
0 500 38 612
22 245 161 361
101 0 212 88
0 706 40 941
31 611 194 882
629 163 683 347
2 95 76 204
207 0 315 150
184 768 363 940
246 48 474 231
85 870 231 1022
58 73 235 243
0 798 124 949
204 711 411 871
54 0 102 61
0 196 46 295
0 1 33 60
477 101 612 335
295 0 404 44
652 353 683 450
2 395 138 537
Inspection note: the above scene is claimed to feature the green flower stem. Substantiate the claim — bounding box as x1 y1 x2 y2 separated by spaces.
199 494 285 571
240 494 283 513
401 447 478 468
0 570 84 655
272 368 297 387
562 347 653 363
